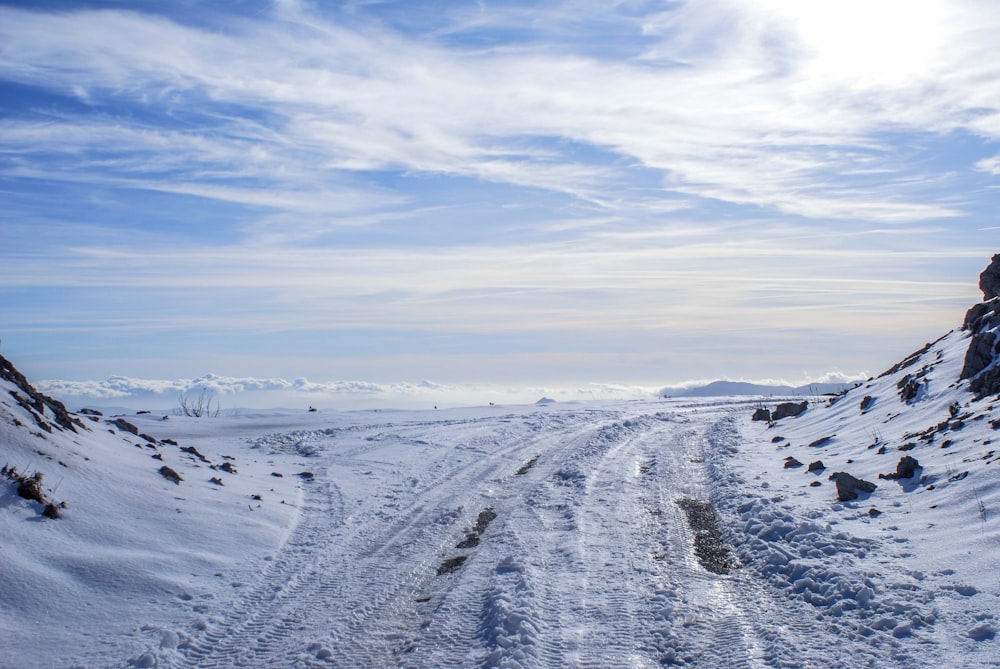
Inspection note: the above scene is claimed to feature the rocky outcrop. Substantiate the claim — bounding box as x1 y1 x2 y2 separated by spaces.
961 256 1000 398
751 408 771 422
980 253 1000 300
0 354 81 433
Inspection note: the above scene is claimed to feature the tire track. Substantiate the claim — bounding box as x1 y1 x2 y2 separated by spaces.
171 409 622 668
172 470 344 668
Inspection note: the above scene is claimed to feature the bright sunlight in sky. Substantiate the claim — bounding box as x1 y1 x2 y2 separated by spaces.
1 0 998 405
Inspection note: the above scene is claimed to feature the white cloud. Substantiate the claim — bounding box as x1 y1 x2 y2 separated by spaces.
35 371 866 411
977 155 1000 175
2 1 997 223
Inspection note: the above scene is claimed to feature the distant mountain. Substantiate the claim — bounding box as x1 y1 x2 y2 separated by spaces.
661 379 855 398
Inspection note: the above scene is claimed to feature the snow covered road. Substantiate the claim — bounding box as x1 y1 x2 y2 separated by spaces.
6 381 998 668
151 400 828 668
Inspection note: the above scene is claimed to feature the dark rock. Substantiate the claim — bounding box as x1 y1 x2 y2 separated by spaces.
878 342 933 378
828 471 877 501
298 471 315 480
880 455 920 480
79 408 103 416
271 472 284 477
964 300 995 330
42 503 61 519
181 445 211 463
112 418 140 436
784 456 803 469
897 375 921 403
159 466 182 485
0 354 82 433
437 556 468 575
868 508 882 517
752 408 772 422
139 433 158 444
979 253 1000 300
860 396 875 413
516 456 539 475
209 477 224 486
961 325 998 383
219 462 237 474
772 401 807 420
771 436 785 443
970 365 1000 399
808 435 834 448
455 533 480 549
473 508 498 534
960 256 1000 397
16 474 45 504
809 481 822 487
898 442 917 451
807 460 825 472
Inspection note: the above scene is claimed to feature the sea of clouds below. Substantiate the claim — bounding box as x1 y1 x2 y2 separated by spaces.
35 371 865 412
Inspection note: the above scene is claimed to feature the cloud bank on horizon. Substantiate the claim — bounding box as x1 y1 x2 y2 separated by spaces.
35 369 865 411
1 0 998 387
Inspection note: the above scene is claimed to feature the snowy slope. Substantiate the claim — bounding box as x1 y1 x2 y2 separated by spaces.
2 271 1000 668
0 359 306 668
713 325 1000 668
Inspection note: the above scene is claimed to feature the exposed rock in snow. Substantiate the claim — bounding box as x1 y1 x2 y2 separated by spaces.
879 455 921 481
784 456 804 468
828 471 877 501
772 401 808 420
0 353 81 433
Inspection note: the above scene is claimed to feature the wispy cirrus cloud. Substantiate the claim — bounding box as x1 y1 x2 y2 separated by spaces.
2 1 998 223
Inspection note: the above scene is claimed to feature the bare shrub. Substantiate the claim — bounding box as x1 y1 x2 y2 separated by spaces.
176 389 220 418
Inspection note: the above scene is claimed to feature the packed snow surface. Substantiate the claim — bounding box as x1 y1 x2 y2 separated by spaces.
2 329 999 668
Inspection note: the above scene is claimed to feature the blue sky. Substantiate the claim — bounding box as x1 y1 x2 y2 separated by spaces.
2 0 999 403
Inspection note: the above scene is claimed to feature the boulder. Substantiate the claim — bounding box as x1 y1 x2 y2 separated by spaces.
158 466 183 485
783 456 803 469
772 401 807 420
828 471 877 501
879 456 921 480
112 418 140 436
752 408 771 422
807 460 825 473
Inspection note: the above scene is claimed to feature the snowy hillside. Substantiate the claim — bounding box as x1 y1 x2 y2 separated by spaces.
2 259 1000 668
